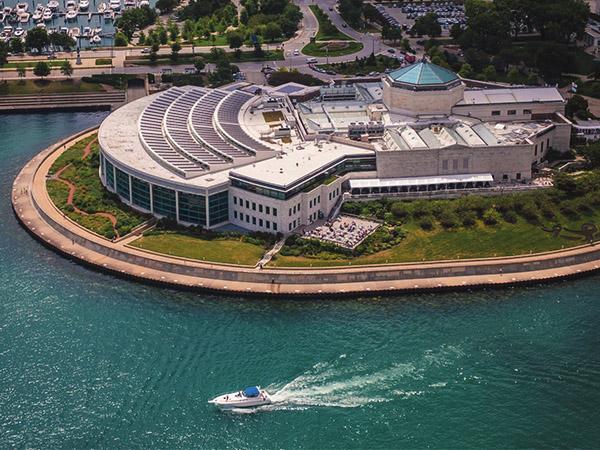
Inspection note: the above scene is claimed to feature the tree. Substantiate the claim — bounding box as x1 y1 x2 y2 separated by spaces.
0 40 8 66
155 0 179 14
459 0 511 54
566 94 590 119
9 37 24 55
60 60 73 78
33 61 51 79
183 19 195 42
481 65 497 81
263 22 282 43
170 41 181 61
507 67 521 84
17 64 26 81
114 32 129 47
382 23 402 44
115 6 158 40
25 28 50 53
227 31 244 50
168 19 179 41
338 0 363 28
49 32 75 51
150 42 160 62
411 13 441 37
240 7 249 26
458 63 474 79
138 31 146 45
193 57 206 73
580 142 600 168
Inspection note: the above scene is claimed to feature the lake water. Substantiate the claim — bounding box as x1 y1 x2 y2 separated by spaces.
1 112 600 448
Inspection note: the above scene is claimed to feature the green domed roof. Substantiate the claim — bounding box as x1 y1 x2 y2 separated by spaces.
388 60 459 86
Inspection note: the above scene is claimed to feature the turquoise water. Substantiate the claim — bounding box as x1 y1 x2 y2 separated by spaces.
1 112 600 449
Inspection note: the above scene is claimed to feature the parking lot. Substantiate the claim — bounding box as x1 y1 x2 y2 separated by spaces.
375 1 466 37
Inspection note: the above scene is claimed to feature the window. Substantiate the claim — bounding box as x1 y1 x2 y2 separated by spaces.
273 208 277 216
208 191 229 226
259 218 263 227
105 160 115 190
246 214 250 223
259 204 263 213
442 159 448 170
115 167 131 202
289 208 292 216
131 177 151 211
463 158 468 169
152 185 176 219
178 191 207 226
252 202 256 211
273 223 277 231
452 159 458 170
289 223 292 231
491 110 501 116
516 172 521 180
317 195 320 203
252 216 256 225
523 109 532 115
233 196 237 205
234 211 238 219
266 220 270 229
534 145 538 156
245 200 249 209
541 141 544 151
502 174 508 181
266 206 270 215
507 110 516 115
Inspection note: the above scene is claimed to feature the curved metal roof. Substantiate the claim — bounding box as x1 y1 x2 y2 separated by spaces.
388 61 459 86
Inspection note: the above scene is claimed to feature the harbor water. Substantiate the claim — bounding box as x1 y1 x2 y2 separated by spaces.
1 112 600 448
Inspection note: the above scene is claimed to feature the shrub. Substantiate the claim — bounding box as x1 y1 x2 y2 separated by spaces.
390 201 409 219
438 210 459 229
519 203 539 223
483 208 501 225
419 216 434 231
461 211 477 227
502 210 518 224
411 201 430 218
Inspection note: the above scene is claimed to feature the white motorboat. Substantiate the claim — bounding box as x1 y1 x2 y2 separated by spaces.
47 0 59 11
79 0 89 11
123 0 135 8
19 12 29 23
66 0 77 9
109 0 120 11
208 386 271 409
90 33 100 43
14 26 24 37
36 22 45 29
15 3 28 14
42 8 53 21
69 26 80 37
103 10 113 20
138 0 149 6
60 26 69 33
98 2 107 13
65 9 77 20
81 25 90 37
2 25 13 37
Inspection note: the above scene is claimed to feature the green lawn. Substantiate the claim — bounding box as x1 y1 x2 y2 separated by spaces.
0 79 105 96
302 41 364 57
46 133 148 239
130 232 265 266
0 59 71 69
309 5 354 41
95 58 113 66
269 217 598 268
192 35 228 47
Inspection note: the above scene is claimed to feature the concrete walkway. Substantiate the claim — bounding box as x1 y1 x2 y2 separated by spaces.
12 129 600 297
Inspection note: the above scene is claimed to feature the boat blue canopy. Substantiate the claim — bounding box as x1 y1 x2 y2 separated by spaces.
243 386 260 397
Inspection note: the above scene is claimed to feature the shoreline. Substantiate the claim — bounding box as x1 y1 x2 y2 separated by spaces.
12 128 600 298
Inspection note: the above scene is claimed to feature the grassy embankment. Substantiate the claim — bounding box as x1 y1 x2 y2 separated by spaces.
46 133 147 239
0 79 105 96
125 50 284 66
130 232 268 266
270 178 600 267
302 5 363 57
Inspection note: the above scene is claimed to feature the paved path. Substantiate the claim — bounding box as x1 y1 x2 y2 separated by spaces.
12 129 600 297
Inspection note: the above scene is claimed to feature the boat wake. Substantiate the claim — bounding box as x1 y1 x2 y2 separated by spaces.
227 345 466 413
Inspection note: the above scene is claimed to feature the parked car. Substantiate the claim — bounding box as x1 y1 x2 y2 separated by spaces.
141 47 150 54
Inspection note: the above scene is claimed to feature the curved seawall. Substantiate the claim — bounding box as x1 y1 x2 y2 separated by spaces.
12 129 600 297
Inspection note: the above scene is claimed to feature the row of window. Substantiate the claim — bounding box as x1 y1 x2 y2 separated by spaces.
328 188 340 201
534 138 551 157
442 158 469 171
102 154 227 227
232 196 278 217
233 211 278 231
288 219 299 231
289 202 301 217
308 195 321 209
491 109 533 116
